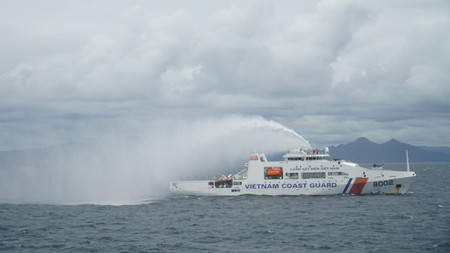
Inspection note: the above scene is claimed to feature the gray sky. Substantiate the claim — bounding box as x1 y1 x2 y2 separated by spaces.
1 0 449 151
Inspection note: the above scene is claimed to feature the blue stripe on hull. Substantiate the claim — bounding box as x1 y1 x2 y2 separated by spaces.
343 178 353 194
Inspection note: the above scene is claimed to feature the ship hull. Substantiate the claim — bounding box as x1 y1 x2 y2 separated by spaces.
169 174 416 196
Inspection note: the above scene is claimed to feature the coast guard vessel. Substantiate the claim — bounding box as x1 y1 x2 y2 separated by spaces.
169 148 416 196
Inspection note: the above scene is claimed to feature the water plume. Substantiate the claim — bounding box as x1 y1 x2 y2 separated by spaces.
0 115 309 205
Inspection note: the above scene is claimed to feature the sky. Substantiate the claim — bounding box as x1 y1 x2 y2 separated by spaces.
1 0 450 151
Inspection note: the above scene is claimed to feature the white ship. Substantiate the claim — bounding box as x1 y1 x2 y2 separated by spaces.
169 148 416 196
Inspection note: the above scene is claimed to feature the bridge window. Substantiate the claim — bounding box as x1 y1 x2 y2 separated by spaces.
285 173 299 179
288 157 304 161
302 172 326 179
328 172 348 176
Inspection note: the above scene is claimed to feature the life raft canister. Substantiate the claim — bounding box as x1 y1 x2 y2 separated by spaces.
266 167 282 177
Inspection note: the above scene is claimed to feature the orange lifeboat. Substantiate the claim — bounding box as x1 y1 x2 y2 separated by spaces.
266 168 282 177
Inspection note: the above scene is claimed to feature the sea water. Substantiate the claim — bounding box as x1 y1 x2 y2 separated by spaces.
1 163 449 252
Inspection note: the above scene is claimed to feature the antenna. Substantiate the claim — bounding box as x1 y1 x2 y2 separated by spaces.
406 149 410 172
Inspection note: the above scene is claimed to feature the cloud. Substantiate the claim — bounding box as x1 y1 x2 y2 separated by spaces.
0 0 449 150
330 1 450 107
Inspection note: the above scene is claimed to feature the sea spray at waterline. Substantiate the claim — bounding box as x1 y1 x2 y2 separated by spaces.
0 115 309 204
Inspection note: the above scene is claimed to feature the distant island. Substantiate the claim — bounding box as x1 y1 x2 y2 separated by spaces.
329 137 450 163
1 137 449 169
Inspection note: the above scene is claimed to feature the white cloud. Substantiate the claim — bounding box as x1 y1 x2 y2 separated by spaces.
160 65 203 97
0 0 449 150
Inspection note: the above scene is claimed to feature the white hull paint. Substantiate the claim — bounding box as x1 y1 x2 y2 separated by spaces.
170 149 416 196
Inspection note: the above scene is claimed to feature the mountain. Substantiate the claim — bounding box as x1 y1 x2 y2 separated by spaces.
329 137 450 163
418 146 450 155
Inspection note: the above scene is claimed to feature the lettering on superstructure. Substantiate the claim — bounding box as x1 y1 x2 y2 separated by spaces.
281 183 307 188
310 182 337 188
244 182 338 189
290 167 340 171
244 183 280 189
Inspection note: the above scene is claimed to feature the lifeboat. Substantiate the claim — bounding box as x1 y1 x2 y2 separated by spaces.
266 168 282 177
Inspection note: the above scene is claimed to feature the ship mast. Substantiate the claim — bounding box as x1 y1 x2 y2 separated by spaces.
406 149 410 172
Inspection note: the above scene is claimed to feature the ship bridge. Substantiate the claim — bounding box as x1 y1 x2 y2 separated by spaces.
283 148 330 161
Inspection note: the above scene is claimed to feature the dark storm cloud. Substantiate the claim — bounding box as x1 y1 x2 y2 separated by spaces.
0 0 449 150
